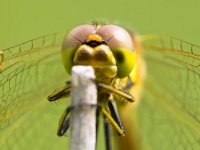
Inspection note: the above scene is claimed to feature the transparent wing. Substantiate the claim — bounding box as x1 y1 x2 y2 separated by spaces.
0 32 70 149
137 34 200 150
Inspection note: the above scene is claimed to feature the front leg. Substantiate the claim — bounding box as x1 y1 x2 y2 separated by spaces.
58 104 98 136
57 107 71 136
100 107 125 136
108 100 125 136
47 81 71 102
98 83 135 102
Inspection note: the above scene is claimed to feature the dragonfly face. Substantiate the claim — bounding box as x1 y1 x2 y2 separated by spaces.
48 24 137 148
61 24 137 83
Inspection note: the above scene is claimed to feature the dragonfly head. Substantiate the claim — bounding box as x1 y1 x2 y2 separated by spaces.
61 24 136 78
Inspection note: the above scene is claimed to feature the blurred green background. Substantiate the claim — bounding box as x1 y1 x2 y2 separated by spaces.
1 0 200 150
1 0 200 48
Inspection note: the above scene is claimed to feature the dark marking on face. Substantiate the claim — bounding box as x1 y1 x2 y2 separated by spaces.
115 51 124 63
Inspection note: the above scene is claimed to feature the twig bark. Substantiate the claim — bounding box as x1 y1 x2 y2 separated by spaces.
70 66 97 150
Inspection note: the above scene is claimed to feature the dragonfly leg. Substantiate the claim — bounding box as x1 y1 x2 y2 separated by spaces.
58 104 97 136
47 81 71 102
100 106 125 136
104 116 112 150
108 100 125 136
96 108 100 149
57 106 72 136
98 83 135 102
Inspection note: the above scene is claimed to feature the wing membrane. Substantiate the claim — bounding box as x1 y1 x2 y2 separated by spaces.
0 32 69 149
2 32 200 150
137 34 200 150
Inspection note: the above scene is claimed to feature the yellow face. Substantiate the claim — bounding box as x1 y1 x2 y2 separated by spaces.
61 24 136 79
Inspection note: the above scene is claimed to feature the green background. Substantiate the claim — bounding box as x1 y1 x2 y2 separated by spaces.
1 0 200 48
1 0 200 150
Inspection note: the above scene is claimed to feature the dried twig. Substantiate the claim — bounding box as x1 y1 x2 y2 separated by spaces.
70 66 97 150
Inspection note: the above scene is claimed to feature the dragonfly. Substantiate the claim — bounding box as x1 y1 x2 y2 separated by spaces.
0 22 200 150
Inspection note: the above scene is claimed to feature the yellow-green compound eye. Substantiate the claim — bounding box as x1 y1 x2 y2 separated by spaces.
61 48 75 74
61 24 96 74
112 48 136 78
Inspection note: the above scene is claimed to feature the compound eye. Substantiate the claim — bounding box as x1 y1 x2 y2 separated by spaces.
61 25 96 74
97 24 134 52
97 25 136 78
62 25 96 50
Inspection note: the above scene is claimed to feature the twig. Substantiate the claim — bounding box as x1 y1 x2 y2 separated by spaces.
70 66 97 150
